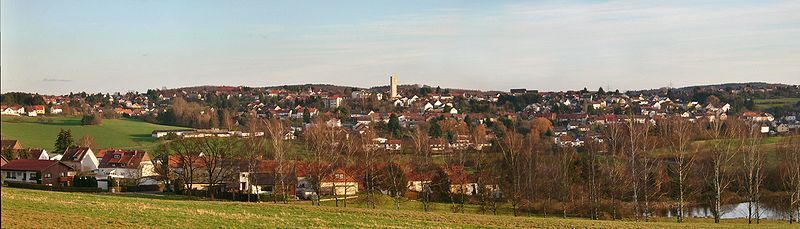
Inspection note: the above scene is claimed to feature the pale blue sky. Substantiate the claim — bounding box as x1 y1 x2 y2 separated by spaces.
1 0 798 94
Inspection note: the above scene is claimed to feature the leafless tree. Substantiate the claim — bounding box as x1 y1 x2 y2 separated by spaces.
264 118 291 203
623 113 650 220
303 118 344 206
781 135 800 224
194 137 243 199
168 139 202 197
740 121 766 224
497 121 524 216
660 117 697 223
704 117 744 223
243 122 266 202
556 146 576 218
585 139 605 220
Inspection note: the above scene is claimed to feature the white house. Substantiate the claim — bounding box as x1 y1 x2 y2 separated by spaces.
95 149 158 188
59 147 99 172
50 106 63 114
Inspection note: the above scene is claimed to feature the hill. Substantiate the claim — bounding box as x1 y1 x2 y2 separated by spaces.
0 116 179 151
1 188 791 228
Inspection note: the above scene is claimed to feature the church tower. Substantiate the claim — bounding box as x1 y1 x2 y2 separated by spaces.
390 74 398 98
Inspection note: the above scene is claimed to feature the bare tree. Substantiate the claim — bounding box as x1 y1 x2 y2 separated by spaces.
603 122 626 220
624 113 650 220
556 146 577 218
640 156 666 222
660 117 697 223
741 121 766 224
303 118 344 206
168 139 203 196
407 125 432 211
194 137 243 199
704 117 744 223
264 118 291 203
76 134 97 149
243 124 266 202
585 139 605 220
497 121 524 216
358 128 380 209
781 135 800 224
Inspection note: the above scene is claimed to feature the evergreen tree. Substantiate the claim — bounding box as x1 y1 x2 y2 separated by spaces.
430 167 451 202
429 118 442 138
598 87 605 94
387 113 401 138
54 129 75 153
303 108 311 123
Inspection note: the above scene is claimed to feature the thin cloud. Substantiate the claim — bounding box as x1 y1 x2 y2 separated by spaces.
42 78 72 82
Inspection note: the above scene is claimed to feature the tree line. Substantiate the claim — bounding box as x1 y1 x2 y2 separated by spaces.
151 114 800 224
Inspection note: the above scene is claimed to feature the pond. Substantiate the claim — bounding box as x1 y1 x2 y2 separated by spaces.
665 202 792 220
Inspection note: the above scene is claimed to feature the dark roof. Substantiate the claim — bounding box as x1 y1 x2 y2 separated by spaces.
249 172 297 185
61 147 93 162
1 159 73 171
1 140 21 150
27 149 46 159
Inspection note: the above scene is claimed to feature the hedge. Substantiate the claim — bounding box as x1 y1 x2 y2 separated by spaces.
120 184 163 192
6 181 102 193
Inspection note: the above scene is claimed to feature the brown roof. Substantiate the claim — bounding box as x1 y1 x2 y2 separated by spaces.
1 159 74 171
26 149 46 160
322 168 358 183
61 147 93 162
1 140 21 150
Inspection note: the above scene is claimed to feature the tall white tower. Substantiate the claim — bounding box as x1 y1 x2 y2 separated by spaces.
390 73 398 98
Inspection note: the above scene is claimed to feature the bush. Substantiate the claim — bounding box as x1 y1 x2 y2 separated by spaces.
6 181 101 193
172 179 185 195
80 113 102 125
107 177 118 190
73 176 98 188
121 185 163 192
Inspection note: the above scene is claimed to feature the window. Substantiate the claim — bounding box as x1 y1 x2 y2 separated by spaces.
335 174 343 179
5 172 10 178
45 173 52 178
113 154 121 159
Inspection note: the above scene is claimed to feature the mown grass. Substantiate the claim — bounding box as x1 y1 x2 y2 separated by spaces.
1 187 793 228
0 116 179 151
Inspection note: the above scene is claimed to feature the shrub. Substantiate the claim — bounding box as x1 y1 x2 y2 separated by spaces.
73 176 98 188
107 177 118 190
80 113 102 125
121 185 163 192
6 181 101 193
172 179 185 195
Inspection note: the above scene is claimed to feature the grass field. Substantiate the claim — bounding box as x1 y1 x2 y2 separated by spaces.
754 97 800 110
0 116 179 151
1 187 793 228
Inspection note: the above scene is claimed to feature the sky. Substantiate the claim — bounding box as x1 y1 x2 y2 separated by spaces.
1 0 798 95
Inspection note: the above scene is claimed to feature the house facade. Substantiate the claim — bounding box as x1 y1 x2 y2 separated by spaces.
60 147 99 172
96 149 157 186
320 168 358 196
1 159 76 186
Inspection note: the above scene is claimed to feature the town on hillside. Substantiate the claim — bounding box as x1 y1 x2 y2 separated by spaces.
2 78 800 222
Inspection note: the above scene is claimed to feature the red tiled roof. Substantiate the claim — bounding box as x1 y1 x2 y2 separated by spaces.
1 159 72 171
99 149 150 169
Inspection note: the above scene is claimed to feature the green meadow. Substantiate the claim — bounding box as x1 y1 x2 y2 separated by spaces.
1 187 793 228
754 97 800 110
0 116 179 151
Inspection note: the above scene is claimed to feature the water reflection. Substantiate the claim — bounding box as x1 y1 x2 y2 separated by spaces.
666 202 790 220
